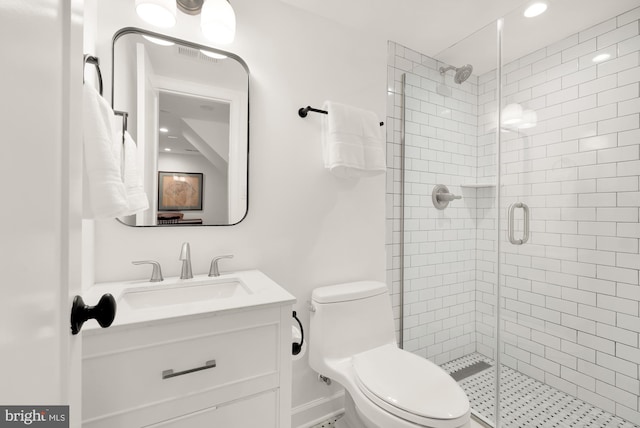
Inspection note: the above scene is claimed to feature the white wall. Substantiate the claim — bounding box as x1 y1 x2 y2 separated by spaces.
88 0 387 418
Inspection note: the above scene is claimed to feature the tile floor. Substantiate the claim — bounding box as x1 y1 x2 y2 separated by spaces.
441 353 639 428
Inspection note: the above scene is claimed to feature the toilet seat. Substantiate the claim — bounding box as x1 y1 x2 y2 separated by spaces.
352 345 470 427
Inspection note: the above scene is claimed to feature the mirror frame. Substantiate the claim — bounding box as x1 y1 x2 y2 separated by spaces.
111 27 250 227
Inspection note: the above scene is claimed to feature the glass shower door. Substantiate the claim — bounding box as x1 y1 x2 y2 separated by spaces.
392 18 502 427
497 4 640 427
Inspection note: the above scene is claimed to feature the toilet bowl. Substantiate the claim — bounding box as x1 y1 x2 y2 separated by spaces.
308 281 470 428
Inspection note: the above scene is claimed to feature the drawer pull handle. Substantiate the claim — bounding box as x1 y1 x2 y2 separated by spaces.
162 360 216 379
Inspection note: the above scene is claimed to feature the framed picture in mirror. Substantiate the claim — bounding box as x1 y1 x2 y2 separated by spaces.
158 171 203 211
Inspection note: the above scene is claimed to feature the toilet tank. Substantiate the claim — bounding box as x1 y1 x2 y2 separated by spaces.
309 281 396 370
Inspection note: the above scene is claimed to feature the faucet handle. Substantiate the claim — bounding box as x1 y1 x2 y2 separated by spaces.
209 255 234 277
132 260 164 282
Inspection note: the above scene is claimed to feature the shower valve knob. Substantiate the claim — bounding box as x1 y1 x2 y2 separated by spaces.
432 184 462 210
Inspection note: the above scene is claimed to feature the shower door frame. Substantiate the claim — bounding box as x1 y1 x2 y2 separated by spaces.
396 18 507 427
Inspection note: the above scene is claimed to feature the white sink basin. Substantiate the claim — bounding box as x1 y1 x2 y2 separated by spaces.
84 270 296 330
121 278 252 309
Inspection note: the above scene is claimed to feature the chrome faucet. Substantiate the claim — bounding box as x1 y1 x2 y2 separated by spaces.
179 242 193 279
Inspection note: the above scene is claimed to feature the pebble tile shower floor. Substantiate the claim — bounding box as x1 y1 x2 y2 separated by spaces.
441 353 639 428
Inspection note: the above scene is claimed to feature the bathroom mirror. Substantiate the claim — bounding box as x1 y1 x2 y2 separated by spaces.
112 28 249 226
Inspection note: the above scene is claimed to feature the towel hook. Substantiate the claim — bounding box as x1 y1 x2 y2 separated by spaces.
83 54 104 96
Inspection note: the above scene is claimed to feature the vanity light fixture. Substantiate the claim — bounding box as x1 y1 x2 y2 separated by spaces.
135 0 177 28
201 0 236 45
523 2 548 18
136 0 236 45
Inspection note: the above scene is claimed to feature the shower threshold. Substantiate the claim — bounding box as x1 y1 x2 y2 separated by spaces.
441 353 639 428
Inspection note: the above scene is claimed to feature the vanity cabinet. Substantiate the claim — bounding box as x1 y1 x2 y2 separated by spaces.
82 304 292 428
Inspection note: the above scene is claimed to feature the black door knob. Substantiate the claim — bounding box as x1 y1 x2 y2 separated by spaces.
70 294 116 335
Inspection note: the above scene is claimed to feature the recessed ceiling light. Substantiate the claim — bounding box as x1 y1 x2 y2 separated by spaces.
524 2 547 18
159 127 168 133
200 49 227 60
164 148 172 151
142 35 175 46
592 53 611 63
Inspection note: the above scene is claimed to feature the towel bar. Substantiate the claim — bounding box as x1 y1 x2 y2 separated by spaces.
83 54 103 96
298 105 384 126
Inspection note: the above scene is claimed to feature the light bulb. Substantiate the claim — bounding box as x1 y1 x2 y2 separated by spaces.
201 0 236 45
135 0 177 28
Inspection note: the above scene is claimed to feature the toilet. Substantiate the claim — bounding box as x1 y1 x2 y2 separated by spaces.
309 281 471 428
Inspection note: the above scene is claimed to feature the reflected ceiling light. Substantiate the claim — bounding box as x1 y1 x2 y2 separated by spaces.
142 35 175 46
501 103 538 131
200 49 228 59
164 148 172 151
159 127 169 133
519 110 538 129
524 2 548 18
135 0 177 28
502 103 523 125
592 53 611 63
201 0 236 45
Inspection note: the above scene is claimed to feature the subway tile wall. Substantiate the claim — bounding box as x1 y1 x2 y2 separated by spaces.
386 42 480 364
386 6 640 424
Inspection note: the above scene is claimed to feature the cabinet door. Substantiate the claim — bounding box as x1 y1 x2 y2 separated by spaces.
144 390 276 428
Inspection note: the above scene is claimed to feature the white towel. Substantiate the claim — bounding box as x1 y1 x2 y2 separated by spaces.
82 85 129 219
120 131 149 216
321 101 386 178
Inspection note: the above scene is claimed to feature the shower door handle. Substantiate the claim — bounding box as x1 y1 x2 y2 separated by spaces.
508 202 530 245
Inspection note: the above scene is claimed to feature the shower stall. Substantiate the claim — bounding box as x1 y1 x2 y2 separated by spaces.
387 3 640 427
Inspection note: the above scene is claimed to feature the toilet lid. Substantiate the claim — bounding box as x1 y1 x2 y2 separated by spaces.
353 345 469 423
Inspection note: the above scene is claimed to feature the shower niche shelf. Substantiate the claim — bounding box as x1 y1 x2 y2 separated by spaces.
460 182 496 188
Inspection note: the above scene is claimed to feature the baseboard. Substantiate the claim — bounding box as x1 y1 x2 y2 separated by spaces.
291 390 345 428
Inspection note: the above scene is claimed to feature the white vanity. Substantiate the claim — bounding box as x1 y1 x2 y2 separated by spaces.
81 270 295 428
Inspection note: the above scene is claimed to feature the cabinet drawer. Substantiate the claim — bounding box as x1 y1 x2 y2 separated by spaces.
83 322 278 420
144 390 276 428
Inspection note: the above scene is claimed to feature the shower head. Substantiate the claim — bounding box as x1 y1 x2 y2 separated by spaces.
439 64 474 84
